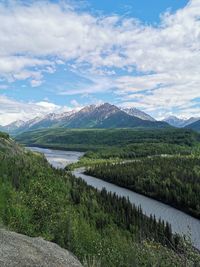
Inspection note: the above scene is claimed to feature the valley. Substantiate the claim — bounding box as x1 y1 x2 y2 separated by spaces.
1 107 200 266
28 146 200 250
1 1 200 266
2 133 200 266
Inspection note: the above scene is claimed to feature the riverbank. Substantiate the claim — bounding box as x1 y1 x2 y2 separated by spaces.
27 146 200 250
4 142 195 267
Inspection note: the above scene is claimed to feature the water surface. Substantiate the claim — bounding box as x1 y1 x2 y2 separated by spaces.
28 146 84 168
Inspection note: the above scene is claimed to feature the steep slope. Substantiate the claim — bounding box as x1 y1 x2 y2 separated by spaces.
0 131 23 154
10 111 75 134
122 107 155 121
96 109 167 128
2 120 25 133
185 119 200 131
1 131 200 266
61 104 99 128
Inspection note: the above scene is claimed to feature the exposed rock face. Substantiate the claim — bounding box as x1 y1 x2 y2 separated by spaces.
0 229 83 267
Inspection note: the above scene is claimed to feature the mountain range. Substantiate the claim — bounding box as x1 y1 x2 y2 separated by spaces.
1 103 168 134
162 116 200 128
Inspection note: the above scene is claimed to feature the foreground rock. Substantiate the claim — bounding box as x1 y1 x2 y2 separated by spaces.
0 229 83 267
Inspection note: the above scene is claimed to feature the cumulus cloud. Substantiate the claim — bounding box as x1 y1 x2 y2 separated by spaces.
0 0 199 118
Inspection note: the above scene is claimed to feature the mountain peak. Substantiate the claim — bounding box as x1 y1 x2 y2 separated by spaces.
79 104 97 114
97 103 119 112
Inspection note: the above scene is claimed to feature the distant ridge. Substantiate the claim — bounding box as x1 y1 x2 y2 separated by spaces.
162 116 200 128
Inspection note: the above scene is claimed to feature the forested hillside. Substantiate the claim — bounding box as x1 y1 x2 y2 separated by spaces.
1 132 200 266
186 120 200 131
16 128 200 159
86 156 200 218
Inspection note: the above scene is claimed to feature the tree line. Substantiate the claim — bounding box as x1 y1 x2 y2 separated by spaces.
1 134 199 266
86 156 200 218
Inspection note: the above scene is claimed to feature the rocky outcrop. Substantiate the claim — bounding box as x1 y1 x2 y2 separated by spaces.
0 229 83 267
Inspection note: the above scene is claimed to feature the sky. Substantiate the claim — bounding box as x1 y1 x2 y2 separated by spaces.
0 0 200 125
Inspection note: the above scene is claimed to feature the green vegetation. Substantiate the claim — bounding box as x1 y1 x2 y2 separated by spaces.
16 127 200 218
186 120 200 132
0 132 200 266
86 156 200 219
16 128 200 147
0 132 9 139
16 128 200 159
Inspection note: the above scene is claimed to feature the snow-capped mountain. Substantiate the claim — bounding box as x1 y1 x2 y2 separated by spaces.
16 111 76 133
122 108 156 121
2 103 168 134
2 120 26 133
163 116 200 128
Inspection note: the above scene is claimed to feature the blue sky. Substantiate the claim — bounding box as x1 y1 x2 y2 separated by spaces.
86 0 188 22
0 0 200 125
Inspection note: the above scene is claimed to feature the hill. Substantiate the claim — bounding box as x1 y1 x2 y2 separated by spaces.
15 127 200 149
15 128 200 160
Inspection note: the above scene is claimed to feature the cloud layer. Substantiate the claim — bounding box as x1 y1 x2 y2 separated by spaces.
0 95 71 126
0 0 200 122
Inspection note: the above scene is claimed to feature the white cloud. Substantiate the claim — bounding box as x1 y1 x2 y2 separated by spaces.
0 95 71 126
31 79 43 87
0 0 199 117
70 99 79 107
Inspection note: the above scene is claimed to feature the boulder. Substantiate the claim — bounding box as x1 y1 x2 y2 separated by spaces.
0 229 83 267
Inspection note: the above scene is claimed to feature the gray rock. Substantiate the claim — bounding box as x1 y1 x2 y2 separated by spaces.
0 229 83 267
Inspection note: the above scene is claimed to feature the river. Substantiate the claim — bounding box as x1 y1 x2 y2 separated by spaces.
27 146 200 250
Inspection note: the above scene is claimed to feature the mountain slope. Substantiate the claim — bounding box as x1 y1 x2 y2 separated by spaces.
9 111 75 134
60 104 102 128
2 120 25 133
122 107 156 121
185 119 200 131
96 109 166 128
